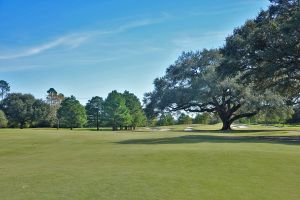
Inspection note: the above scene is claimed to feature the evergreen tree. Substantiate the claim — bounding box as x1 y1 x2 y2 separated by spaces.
32 99 52 127
85 96 103 130
122 91 147 130
103 91 132 131
57 96 87 130
46 88 64 128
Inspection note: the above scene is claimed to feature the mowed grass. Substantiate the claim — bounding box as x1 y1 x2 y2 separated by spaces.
0 124 300 200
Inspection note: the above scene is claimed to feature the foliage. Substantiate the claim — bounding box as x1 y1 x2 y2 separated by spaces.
157 113 175 126
1 93 36 128
0 86 145 130
31 99 53 127
193 112 221 125
46 88 64 106
220 0 300 100
144 49 289 130
103 91 132 130
147 117 158 127
193 113 211 124
258 105 294 124
0 110 8 128
122 91 147 129
85 96 104 130
46 88 65 127
288 105 300 123
0 80 10 100
0 93 55 128
47 88 61 105
57 96 87 129
177 113 193 124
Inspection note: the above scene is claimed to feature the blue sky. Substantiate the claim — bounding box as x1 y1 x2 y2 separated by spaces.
0 0 269 103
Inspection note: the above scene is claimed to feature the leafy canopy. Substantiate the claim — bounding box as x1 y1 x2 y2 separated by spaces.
1 93 42 128
103 90 132 130
122 91 147 128
0 110 8 128
0 80 10 100
57 96 87 129
220 0 300 100
85 96 104 130
144 49 289 130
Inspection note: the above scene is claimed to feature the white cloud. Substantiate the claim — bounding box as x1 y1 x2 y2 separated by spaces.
117 14 169 32
0 34 91 60
0 14 169 60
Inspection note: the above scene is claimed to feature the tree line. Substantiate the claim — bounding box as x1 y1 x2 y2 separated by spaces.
0 82 146 130
143 0 300 130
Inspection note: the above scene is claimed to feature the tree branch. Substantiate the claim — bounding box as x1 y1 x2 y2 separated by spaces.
229 111 258 123
229 103 242 114
168 102 215 113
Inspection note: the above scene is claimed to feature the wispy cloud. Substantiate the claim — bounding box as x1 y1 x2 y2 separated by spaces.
117 13 170 32
0 14 169 60
0 34 91 60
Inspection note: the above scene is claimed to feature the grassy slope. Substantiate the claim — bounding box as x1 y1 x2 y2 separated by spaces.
0 125 299 200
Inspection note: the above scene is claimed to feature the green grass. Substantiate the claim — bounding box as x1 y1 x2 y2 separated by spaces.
0 124 300 200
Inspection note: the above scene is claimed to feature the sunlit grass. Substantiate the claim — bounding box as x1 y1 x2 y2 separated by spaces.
0 125 299 200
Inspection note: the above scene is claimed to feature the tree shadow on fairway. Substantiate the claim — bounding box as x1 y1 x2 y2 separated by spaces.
176 129 289 134
117 135 300 146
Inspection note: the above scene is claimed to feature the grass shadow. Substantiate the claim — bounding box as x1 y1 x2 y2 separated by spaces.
117 135 300 146
184 129 292 134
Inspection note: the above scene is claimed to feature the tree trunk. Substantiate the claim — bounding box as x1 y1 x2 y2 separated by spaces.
221 120 232 131
219 112 233 131
96 112 99 131
57 118 60 130
219 110 257 131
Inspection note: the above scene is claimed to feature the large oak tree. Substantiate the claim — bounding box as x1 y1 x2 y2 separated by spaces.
220 0 300 101
144 49 289 130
